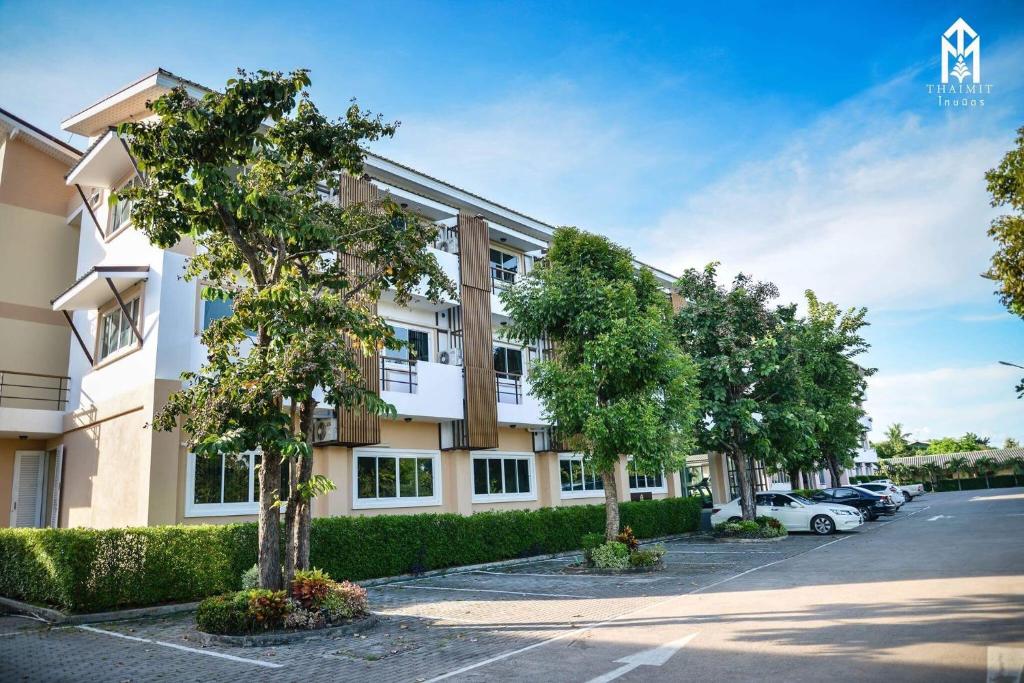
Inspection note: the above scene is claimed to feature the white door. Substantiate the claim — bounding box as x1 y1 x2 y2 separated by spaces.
10 451 45 528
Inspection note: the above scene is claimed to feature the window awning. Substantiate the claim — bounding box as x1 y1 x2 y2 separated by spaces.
51 266 149 311
65 130 135 189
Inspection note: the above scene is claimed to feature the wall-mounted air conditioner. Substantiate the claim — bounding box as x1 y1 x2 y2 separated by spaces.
438 347 463 366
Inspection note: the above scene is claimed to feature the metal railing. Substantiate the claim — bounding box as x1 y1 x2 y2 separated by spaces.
380 357 418 394
490 265 517 291
0 370 70 411
495 372 522 404
433 224 459 253
532 427 568 453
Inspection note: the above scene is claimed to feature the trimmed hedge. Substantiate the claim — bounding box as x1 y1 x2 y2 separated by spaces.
927 475 1020 492
0 497 699 613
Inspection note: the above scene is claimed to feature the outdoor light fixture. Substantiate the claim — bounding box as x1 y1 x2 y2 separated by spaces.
999 360 1024 370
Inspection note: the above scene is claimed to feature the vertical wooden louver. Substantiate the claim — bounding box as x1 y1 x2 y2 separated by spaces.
458 211 499 449
670 290 685 314
335 173 382 447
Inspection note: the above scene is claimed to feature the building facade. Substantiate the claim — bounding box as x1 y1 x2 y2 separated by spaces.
3 70 691 529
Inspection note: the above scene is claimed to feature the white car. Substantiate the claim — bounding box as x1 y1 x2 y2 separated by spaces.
861 481 906 506
711 491 864 535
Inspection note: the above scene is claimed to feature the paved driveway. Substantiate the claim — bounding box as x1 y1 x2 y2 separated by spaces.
2 490 1022 682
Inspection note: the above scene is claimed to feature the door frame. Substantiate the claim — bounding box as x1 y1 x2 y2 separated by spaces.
10 450 45 528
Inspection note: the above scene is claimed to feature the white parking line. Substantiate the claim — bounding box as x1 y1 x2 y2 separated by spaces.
386 585 597 600
663 550 782 555
470 570 637 580
75 625 283 669
421 533 851 682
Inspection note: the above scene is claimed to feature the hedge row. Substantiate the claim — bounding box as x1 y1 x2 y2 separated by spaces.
925 475 1020 492
0 497 699 613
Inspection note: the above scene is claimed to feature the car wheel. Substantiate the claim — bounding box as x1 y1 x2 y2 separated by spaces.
728 516 741 523
904 494 913 502
811 515 835 535
867 509 878 521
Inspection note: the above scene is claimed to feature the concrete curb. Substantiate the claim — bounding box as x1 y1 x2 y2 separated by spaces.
198 614 379 648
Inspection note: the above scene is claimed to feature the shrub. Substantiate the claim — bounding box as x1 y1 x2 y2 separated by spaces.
0 497 700 612
321 580 368 621
615 526 639 552
246 589 290 630
757 516 783 530
737 520 759 533
591 542 630 569
629 544 666 567
195 593 251 635
291 568 332 609
240 564 259 590
284 601 327 630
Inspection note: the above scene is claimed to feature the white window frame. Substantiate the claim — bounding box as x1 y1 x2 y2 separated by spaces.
558 452 605 500
96 295 141 362
185 451 259 517
107 175 140 237
627 457 668 494
471 451 537 503
352 447 443 509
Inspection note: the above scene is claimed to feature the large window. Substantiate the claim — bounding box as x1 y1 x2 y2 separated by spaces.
627 459 667 492
385 325 430 361
472 452 535 502
202 296 234 330
494 346 523 404
186 451 289 517
353 448 441 509
559 454 604 499
108 176 141 236
381 325 430 393
490 248 518 290
98 296 140 361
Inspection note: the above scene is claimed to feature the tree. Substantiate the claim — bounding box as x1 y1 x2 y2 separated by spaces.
984 126 1024 397
946 456 970 490
120 69 455 588
973 456 998 489
925 433 992 454
795 291 873 488
874 423 910 459
500 227 700 540
921 462 943 491
1004 437 1020 449
673 263 794 520
1007 455 1024 486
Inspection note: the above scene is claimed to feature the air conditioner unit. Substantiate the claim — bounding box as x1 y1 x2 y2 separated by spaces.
438 347 463 366
313 417 338 443
435 239 453 253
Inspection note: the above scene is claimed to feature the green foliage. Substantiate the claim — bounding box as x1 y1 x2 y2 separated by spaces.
791 488 822 498
713 516 788 539
0 498 699 612
321 581 368 620
195 593 252 635
590 542 630 569
874 423 911 459
500 227 700 537
924 434 993 454
241 564 260 590
246 589 290 630
290 568 332 608
629 544 666 567
615 526 639 552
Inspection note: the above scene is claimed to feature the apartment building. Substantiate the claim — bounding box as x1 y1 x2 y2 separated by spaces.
3 69 693 530
0 108 80 528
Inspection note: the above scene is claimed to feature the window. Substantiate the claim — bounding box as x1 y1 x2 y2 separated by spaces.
186 451 289 517
627 459 666 492
472 453 535 502
494 346 523 404
353 448 441 509
490 248 518 289
202 296 234 330
381 325 429 393
108 176 141 236
559 454 604 498
98 297 140 361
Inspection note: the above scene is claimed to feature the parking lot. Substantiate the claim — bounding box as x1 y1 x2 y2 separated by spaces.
3 490 1023 682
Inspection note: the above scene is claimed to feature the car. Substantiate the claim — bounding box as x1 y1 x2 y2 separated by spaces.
868 478 924 501
860 482 906 506
809 486 896 521
711 491 864 535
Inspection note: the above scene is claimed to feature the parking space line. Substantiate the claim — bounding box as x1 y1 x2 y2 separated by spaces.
470 570 630 580
662 550 782 554
421 533 851 683
75 625 283 669
385 585 597 599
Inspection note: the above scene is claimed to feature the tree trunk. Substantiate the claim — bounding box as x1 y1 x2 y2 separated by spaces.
601 470 620 541
285 398 316 584
257 446 283 590
826 456 842 488
730 451 755 520
787 466 801 490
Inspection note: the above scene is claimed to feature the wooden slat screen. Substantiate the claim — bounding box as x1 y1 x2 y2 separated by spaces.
670 291 685 314
458 211 498 449
336 173 382 447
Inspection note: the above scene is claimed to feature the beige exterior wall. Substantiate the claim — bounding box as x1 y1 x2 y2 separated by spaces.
0 137 76 216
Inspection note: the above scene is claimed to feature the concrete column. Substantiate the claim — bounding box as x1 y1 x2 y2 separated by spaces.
446 451 473 516
709 452 730 504
667 470 683 498
615 456 630 502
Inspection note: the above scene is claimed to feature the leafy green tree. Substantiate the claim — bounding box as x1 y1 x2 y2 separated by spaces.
120 69 455 588
984 126 1024 397
925 433 992 454
1007 455 1024 486
1004 437 1020 449
973 456 998 488
873 423 910 459
946 455 969 490
500 227 700 540
794 291 873 488
922 462 943 490
673 263 795 520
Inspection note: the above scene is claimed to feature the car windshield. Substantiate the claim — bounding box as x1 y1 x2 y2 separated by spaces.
789 494 814 505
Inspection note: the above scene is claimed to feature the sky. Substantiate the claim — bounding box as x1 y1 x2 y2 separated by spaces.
2 1 1022 445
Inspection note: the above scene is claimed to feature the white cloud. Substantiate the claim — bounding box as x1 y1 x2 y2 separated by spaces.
958 312 1015 322
866 364 1022 444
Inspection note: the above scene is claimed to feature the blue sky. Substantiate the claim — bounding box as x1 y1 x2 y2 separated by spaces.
2 1 1023 444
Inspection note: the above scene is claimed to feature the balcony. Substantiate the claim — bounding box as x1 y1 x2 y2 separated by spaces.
496 372 545 427
380 359 463 421
0 370 69 438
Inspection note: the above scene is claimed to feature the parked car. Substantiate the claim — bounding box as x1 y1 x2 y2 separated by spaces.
711 491 864 535
809 486 895 521
861 481 906 506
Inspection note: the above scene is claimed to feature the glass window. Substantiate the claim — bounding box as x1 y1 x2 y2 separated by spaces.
202 297 234 330
355 451 439 506
98 297 140 360
472 454 534 499
493 346 523 375
108 176 140 235
188 451 290 516
385 325 430 361
559 455 604 495
628 459 665 491
490 248 519 288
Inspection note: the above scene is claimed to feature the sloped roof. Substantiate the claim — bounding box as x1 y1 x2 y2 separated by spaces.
884 448 1024 468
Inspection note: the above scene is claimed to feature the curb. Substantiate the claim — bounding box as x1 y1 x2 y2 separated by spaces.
703 534 789 544
198 614 380 648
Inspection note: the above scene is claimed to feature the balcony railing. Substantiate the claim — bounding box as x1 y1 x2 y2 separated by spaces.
532 427 568 453
380 357 418 394
0 370 70 411
490 266 517 292
496 372 522 404
433 224 459 253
